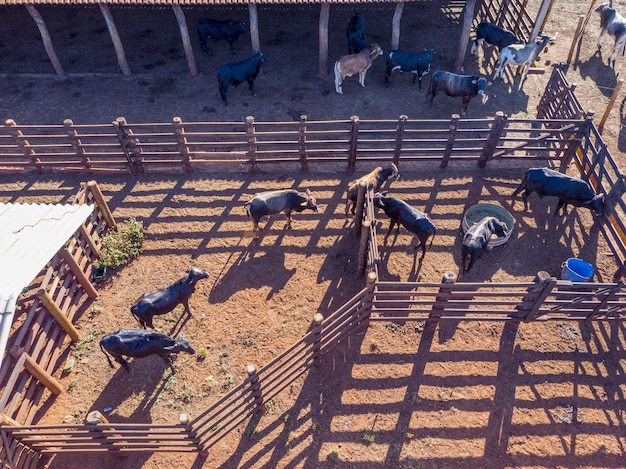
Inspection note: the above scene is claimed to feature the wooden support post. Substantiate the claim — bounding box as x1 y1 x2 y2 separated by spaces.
11 349 63 395
567 15 585 65
357 220 371 277
478 111 506 168
353 180 367 236
249 4 260 54
172 5 198 77
113 116 141 175
79 224 101 259
441 114 460 168
87 181 117 231
173 117 193 172
299 115 309 172
319 3 330 78
530 0 553 42
357 271 377 328
37 289 81 341
431 272 457 318
311 313 324 366
391 2 404 50
454 0 476 73
348 115 360 172
393 114 407 167
246 116 258 173
99 4 131 78
598 79 623 134
25 5 64 76
246 365 264 412
64 119 91 171
560 112 593 171
6 119 43 172
519 271 556 322
58 247 99 299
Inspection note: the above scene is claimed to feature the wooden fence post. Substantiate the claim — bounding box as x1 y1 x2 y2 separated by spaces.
173 117 193 172
87 181 117 231
246 365 264 412
25 5 64 76
37 289 81 341
10 348 63 395
560 112 593 171
357 271 377 329
393 115 407 167
318 3 330 78
311 313 324 367
567 15 585 65
58 247 99 299
598 79 623 134
246 116 258 173
64 119 91 171
99 4 131 78
348 115 360 172
6 119 44 173
113 117 141 175
353 180 367 236
431 272 457 318
172 5 198 77
441 114 460 169
357 220 371 277
520 271 557 322
478 111 506 168
299 115 309 172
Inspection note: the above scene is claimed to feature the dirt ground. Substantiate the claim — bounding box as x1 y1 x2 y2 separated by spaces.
1 0 626 468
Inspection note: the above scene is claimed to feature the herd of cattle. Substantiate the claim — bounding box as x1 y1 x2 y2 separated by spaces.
194 2 625 112
99 163 604 374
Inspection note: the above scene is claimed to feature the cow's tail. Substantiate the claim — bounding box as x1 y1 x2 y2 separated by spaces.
100 343 116 369
244 202 251 219
429 226 436 250
511 173 527 198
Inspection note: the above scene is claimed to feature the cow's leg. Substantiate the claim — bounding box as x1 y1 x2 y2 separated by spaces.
383 219 395 244
219 84 229 106
145 315 156 330
228 39 237 57
554 199 567 217
253 220 260 239
597 30 607 49
521 190 530 211
161 354 177 374
112 353 131 371
334 67 343 94
198 34 209 55
182 298 192 316
247 78 256 96
461 246 468 272
359 70 366 87
461 96 470 115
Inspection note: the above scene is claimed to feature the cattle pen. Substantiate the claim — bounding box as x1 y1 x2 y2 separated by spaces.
1 67 626 467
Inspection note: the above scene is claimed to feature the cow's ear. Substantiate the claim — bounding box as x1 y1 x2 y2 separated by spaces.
306 188 312 197
381 190 388 196
472 79 477 84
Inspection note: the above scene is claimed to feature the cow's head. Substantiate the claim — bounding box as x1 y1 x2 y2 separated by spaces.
187 267 210 285
369 44 384 59
302 189 319 213
235 21 250 35
168 330 196 355
585 194 605 217
372 191 388 209
473 77 488 95
489 217 508 237
389 163 400 180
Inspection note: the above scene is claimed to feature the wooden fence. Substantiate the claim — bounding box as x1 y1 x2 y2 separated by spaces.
1 115 591 175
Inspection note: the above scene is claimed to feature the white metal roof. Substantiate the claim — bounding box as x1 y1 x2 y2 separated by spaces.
0 203 94 368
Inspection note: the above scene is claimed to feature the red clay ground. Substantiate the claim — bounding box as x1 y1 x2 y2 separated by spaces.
1 0 625 467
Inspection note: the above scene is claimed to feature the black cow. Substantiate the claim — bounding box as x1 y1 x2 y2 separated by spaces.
595 2 626 67
244 189 318 239
217 52 266 105
512 167 605 217
347 12 368 54
471 22 523 55
196 18 248 56
373 192 437 259
346 163 400 216
427 70 488 115
130 267 210 329
385 49 436 90
461 216 508 272
100 329 195 374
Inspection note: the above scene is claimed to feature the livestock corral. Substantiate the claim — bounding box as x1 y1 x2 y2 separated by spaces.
1 0 626 468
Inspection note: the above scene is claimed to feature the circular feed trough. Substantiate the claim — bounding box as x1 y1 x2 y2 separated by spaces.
461 203 515 248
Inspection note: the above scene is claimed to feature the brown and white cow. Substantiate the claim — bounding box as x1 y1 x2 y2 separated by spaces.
334 44 383 94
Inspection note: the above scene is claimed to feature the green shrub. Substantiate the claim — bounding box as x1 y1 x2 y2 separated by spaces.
96 218 145 269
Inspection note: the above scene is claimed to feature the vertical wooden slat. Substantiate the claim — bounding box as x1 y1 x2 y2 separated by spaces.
172 5 198 77
393 114 407 167
441 114 460 168
25 5 64 76
455 0 476 73
348 115 360 172
318 3 330 78
173 117 193 172
246 116 257 173
390 2 404 51
99 4 131 77
298 115 308 172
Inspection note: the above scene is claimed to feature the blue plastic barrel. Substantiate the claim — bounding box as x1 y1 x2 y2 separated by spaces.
561 258 594 282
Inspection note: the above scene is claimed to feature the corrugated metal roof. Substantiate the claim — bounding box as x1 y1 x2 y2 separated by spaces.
0 203 94 368
0 0 412 5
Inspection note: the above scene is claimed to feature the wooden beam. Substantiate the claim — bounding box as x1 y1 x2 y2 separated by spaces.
249 4 260 54
455 0 476 73
25 5 64 77
319 3 330 78
37 289 81 342
10 349 63 396
530 0 553 42
58 248 99 300
172 5 198 77
99 4 131 77
391 2 404 51
87 181 117 231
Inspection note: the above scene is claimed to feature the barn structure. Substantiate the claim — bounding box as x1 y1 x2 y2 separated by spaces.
0 0 554 77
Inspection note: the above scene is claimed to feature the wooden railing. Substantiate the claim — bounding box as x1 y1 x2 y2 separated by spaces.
1 115 590 174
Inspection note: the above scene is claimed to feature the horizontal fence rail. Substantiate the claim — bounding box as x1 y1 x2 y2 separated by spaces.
1 116 590 174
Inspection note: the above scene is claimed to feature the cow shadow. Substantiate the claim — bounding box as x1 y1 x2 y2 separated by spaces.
576 51 618 97
209 246 296 303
